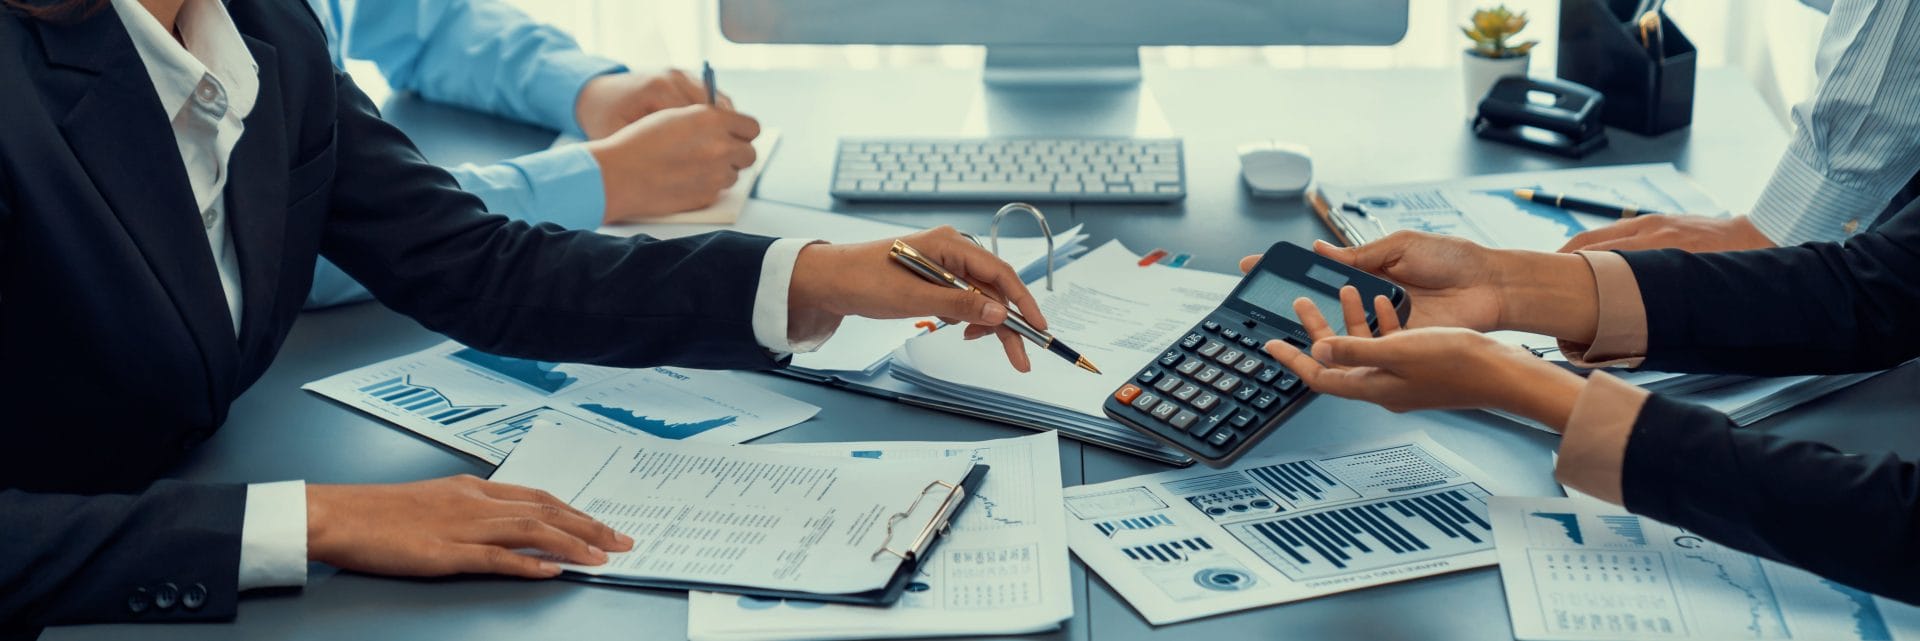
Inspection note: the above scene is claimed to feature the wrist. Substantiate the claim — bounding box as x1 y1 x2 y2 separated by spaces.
1492 354 1586 431
1492 250 1600 343
787 243 846 338
1728 217 1776 249
305 485 334 562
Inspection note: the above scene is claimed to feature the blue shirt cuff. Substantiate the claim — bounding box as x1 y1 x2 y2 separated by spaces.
526 50 626 140
1749 144 1894 246
448 144 606 230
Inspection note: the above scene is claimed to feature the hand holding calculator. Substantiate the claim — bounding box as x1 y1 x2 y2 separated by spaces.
1103 242 1409 467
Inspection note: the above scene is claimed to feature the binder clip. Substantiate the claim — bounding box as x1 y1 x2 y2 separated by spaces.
990 202 1056 291
871 479 967 562
1472 77 1608 159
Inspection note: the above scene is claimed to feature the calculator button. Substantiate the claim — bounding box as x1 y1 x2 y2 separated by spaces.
1202 321 1221 332
1185 417 1218 438
1221 329 1241 341
1172 383 1201 402
1194 366 1222 384
1151 402 1180 421
1138 369 1161 384
1231 411 1257 429
1154 375 1184 393
1170 410 1199 429
1212 376 1240 393
1192 392 1220 411
1177 359 1205 375
1256 366 1283 384
1234 385 1259 401
1239 336 1261 349
1159 350 1183 366
1252 392 1279 410
1207 429 1237 447
1234 358 1261 374
1216 349 1243 366
1180 333 1205 349
1114 385 1142 404
1197 341 1225 358
1276 374 1301 393
1130 393 1161 412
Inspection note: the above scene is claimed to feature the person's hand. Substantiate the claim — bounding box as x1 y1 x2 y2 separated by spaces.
574 69 731 141
585 105 760 224
1260 286 1585 429
306 475 634 579
789 226 1046 372
1240 233 1509 331
1558 215 1774 253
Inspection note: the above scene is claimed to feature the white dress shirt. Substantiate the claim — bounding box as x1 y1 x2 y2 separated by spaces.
1748 0 1920 244
109 0 825 592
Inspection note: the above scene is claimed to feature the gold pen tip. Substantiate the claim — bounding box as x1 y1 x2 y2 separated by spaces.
1512 188 1534 200
1076 357 1101 375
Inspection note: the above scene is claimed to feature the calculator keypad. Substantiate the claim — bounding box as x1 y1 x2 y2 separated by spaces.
1105 313 1312 465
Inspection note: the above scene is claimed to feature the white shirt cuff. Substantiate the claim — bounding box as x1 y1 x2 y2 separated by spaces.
752 238 833 354
238 480 308 591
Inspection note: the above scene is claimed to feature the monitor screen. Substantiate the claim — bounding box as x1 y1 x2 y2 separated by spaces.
720 0 1409 47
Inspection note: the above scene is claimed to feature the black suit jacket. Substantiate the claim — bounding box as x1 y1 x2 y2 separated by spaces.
1610 196 1920 603
0 0 781 628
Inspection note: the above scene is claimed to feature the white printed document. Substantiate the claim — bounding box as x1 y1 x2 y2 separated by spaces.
303 341 819 464
1066 433 1516 624
1490 496 1920 641
686 432 1071 641
491 426 975 595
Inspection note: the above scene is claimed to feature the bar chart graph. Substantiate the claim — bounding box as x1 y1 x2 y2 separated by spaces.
449 348 578 394
1122 537 1214 564
1244 460 1360 509
1229 485 1494 581
357 376 501 425
1095 514 1175 537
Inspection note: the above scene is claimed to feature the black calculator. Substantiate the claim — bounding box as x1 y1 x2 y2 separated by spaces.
1103 242 1410 467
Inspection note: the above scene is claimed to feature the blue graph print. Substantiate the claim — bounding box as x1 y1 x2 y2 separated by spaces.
449 348 577 394
358 376 501 425
1599 515 1647 545
1821 579 1893 641
1479 187 1586 238
576 403 736 439
1679 552 1789 637
1530 512 1585 545
1095 514 1175 537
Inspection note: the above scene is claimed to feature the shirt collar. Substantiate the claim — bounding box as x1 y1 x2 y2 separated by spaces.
109 0 260 122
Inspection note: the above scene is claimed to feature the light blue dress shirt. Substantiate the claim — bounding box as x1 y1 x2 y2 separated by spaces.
303 0 625 308
1748 0 1920 245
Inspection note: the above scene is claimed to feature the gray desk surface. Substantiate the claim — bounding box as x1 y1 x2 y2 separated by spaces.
46 67 1920 641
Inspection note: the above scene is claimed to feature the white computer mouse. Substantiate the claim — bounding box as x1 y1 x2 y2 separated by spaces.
1238 142 1314 198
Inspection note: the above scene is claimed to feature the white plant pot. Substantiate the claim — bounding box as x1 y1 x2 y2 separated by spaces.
1462 51 1531 114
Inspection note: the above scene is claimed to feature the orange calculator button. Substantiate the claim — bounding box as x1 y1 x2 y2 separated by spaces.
1114 384 1142 404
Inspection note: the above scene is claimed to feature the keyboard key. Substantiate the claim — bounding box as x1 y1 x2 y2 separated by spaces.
1231 411 1257 429
1252 392 1279 410
1154 375 1183 393
1159 350 1183 366
1151 402 1179 421
1256 366 1283 384
1170 410 1199 430
1138 369 1161 384
1195 366 1222 384
1197 341 1225 358
1234 358 1262 375
1276 374 1301 393
1216 349 1243 366
1114 384 1141 405
1180 333 1205 349
1221 329 1240 341
1176 359 1205 376
1212 376 1240 393
1130 393 1161 413
1234 385 1259 402
1202 321 1221 332
937 182 1053 194
1207 429 1237 447
1192 392 1220 411
1239 336 1261 349
1185 416 1218 438
1172 383 1201 402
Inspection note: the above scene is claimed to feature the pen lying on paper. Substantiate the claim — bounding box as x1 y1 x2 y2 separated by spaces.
1513 188 1664 219
888 239 1102 374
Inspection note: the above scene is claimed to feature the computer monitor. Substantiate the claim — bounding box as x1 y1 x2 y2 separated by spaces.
719 0 1409 86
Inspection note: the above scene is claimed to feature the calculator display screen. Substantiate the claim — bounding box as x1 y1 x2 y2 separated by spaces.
1237 271 1348 335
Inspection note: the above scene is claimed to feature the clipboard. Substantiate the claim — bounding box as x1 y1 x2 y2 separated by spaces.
558 465 990 606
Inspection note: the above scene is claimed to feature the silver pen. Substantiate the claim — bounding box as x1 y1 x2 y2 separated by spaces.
889 240 1100 374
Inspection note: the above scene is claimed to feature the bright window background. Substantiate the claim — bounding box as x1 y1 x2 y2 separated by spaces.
499 0 1830 126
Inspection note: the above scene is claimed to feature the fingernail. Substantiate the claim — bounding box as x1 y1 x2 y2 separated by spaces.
1264 339 1285 353
983 301 1008 323
617 533 635 547
539 562 562 575
590 546 608 562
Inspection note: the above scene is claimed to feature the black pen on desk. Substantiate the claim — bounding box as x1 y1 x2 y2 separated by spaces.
1513 188 1663 219
702 61 718 106
887 240 1101 374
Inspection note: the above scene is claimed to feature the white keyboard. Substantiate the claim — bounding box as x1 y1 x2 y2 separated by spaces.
831 137 1185 202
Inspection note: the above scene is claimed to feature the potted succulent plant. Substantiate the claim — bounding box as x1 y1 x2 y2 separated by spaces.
1461 5 1539 112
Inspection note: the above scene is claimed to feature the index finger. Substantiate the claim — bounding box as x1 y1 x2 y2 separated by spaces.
1292 297 1338 343
1557 218 1644 253
965 251 1046 331
1339 286 1371 338
724 111 761 141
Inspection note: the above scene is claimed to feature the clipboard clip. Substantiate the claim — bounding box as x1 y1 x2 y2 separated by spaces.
990 202 1056 292
870 478 968 562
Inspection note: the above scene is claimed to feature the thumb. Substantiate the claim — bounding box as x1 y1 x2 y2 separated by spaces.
939 290 1008 326
1238 254 1262 274
1313 239 1360 266
1310 336 1405 369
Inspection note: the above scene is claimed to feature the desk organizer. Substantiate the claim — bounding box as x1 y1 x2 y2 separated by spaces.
1557 0 1696 135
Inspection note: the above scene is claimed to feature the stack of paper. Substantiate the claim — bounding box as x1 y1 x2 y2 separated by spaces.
606 199 1087 375
687 432 1072 641
1489 496 1920 640
303 341 820 464
888 241 1248 465
1065 433 1518 624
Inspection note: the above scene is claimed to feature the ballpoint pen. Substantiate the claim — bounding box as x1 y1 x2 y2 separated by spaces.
888 240 1101 374
1513 188 1663 219
702 61 717 106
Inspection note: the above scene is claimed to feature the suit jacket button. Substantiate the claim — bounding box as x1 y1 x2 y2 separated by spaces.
126 587 151 613
154 582 180 610
182 583 209 610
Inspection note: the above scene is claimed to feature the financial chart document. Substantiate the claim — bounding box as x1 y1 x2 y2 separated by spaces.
491 426 973 595
1491 496 1920 641
304 341 819 463
1064 433 1517 624
686 432 1072 641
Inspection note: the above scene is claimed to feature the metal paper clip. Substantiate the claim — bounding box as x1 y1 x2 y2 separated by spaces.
990 202 1056 291
870 479 967 562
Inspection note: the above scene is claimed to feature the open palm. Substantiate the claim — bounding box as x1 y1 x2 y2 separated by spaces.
1241 233 1505 331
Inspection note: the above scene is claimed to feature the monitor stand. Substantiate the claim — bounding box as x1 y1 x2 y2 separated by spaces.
961 46 1172 137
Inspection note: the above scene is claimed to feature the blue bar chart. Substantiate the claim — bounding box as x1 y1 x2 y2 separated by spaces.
1095 514 1174 537
1244 460 1360 509
1122 537 1214 564
358 376 501 425
1230 485 1493 581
